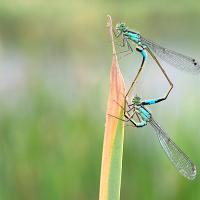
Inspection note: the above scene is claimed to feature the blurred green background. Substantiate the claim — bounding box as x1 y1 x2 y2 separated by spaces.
0 0 200 199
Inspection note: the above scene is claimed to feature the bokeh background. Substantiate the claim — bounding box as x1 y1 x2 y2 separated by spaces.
0 0 200 199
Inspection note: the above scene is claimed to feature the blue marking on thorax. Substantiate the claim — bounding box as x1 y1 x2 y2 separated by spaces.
125 31 140 43
139 107 151 121
136 121 147 127
140 113 148 121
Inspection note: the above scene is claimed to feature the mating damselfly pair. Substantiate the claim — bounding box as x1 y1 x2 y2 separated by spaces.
110 22 199 180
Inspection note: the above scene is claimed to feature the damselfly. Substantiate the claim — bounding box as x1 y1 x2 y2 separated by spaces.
109 22 197 180
110 95 197 180
113 22 200 98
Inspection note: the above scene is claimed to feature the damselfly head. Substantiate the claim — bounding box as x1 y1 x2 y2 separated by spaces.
116 22 128 32
132 96 141 105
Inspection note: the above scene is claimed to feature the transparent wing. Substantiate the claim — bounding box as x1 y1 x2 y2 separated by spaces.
141 36 200 73
149 118 196 180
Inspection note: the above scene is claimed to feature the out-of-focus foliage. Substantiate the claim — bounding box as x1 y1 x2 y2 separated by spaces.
0 0 200 199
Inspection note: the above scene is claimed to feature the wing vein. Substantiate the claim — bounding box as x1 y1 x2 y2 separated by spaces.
149 117 196 180
141 36 200 73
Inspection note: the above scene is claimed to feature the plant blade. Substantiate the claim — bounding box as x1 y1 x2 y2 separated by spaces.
99 15 125 200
